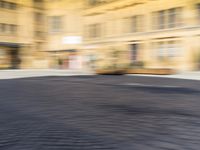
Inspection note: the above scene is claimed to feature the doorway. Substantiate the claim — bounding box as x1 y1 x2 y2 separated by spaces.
9 48 21 69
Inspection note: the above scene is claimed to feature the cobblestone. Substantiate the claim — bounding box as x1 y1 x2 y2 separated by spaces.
0 75 200 149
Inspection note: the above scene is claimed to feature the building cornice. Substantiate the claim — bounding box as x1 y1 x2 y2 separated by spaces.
84 0 146 16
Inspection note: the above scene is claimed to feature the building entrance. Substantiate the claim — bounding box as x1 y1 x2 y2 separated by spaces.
9 48 21 69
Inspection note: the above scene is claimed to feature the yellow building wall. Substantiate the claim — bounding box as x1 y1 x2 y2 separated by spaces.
0 0 48 69
45 0 84 69
46 0 83 51
83 0 200 71
2 0 200 71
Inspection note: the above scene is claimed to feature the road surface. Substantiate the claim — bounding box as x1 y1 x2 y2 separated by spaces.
0 75 200 150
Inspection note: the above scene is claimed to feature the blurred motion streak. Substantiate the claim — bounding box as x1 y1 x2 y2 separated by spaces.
0 0 200 72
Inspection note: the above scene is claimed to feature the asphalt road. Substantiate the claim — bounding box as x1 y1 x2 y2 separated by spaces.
0 75 200 150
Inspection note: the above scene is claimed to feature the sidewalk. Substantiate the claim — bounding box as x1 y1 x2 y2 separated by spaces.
1 69 200 80
128 71 200 81
0 69 94 79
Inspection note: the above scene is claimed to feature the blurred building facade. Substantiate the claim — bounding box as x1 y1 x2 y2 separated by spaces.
1 0 200 71
45 0 84 69
83 0 200 71
0 0 47 69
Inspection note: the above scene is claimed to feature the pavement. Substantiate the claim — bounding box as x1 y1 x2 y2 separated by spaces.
0 69 200 80
127 71 200 81
0 69 94 79
0 75 200 150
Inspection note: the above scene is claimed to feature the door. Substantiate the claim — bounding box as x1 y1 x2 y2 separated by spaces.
131 44 139 62
10 48 21 69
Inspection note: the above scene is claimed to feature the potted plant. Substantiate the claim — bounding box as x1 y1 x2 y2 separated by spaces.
95 48 126 75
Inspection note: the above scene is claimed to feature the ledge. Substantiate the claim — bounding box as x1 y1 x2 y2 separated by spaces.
95 69 126 75
126 68 176 75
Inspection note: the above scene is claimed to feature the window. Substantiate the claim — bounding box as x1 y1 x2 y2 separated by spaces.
153 7 182 30
0 1 17 10
88 24 101 38
84 25 91 39
0 23 17 34
35 12 44 24
49 16 63 33
0 24 6 33
35 42 43 51
197 4 200 24
33 0 44 8
35 31 44 38
168 8 176 28
88 0 106 6
131 16 137 32
154 40 180 59
9 2 16 9
34 0 43 2
167 41 179 57
88 0 98 5
158 10 165 29
130 44 139 61
9 25 17 34
157 42 166 59
0 49 7 66
131 15 144 32
123 18 130 33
